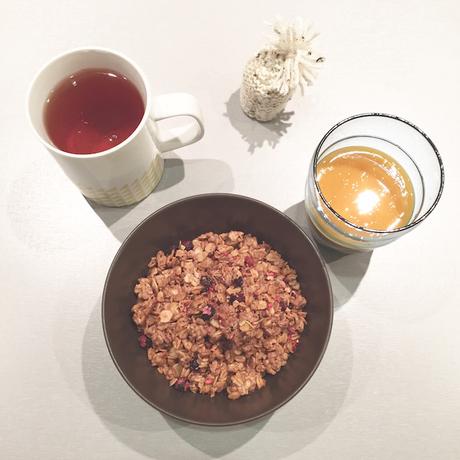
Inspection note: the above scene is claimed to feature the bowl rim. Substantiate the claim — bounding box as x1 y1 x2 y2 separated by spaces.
102 192 334 426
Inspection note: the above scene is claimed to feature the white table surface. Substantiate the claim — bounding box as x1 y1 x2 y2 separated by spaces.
2 1 460 459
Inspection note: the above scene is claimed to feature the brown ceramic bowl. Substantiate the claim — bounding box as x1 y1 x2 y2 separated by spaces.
102 194 333 426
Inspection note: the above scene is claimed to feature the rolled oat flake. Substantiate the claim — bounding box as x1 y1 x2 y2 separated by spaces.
240 17 324 122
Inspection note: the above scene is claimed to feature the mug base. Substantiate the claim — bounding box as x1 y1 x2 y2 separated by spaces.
81 155 164 207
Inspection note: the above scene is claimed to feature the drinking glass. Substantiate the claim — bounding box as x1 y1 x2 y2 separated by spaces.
305 113 445 252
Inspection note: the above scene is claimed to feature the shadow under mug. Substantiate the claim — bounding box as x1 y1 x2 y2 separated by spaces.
305 113 445 252
28 47 205 207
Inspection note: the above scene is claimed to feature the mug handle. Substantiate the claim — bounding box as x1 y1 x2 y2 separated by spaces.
148 93 204 153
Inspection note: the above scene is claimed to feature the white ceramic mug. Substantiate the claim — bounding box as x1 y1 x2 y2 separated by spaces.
28 47 204 207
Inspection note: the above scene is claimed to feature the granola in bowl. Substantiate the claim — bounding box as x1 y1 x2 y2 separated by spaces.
131 231 307 400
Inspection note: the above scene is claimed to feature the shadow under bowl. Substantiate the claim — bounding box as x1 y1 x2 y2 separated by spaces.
102 193 333 426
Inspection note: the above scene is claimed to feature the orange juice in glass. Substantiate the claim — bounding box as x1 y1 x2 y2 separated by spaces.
305 113 444 252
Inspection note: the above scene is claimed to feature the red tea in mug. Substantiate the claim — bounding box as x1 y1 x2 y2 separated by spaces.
44 68 144 154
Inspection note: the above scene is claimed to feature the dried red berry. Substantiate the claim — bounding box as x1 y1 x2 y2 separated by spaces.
174 378 187 391
244 256 255 267
291 339 300 352
182 240 193 251
236 292 245 303
233 277 244 287
190 359 200 371
138 334 152 348
220 338 233 351
200 276 212 289
200 305 216 320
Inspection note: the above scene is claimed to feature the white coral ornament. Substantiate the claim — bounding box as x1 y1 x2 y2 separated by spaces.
240 18 324 122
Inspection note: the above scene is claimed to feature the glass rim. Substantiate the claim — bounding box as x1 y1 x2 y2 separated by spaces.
312 112 445 234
